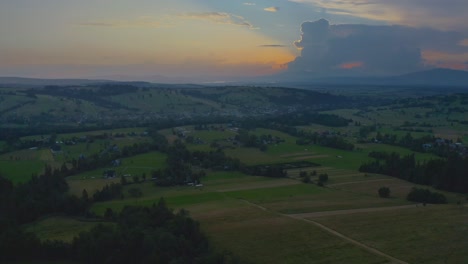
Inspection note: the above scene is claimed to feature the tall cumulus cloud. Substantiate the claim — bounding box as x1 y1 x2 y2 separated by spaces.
288 19 468 76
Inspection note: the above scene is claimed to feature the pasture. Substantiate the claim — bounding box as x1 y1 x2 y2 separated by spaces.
0 131 156 184
195 200 388 264
312 205 468 264
323 95 468 142
85 167 467 264
66 151 167 196
0 148 48 183
3 120 464 263
24 217 108 243
0 159 44 184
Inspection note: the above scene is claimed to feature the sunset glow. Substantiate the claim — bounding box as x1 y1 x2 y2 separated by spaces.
1 0 467 81
339 62 364 69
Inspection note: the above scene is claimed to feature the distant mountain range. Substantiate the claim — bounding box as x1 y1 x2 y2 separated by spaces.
274 68 468 87
387 68 468 86
1 68 468 87
0 77 114 87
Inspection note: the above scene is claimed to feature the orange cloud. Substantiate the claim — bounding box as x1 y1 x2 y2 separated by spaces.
460 39 468 47
339 61 364 69
422 50 468 70
430 62 467 71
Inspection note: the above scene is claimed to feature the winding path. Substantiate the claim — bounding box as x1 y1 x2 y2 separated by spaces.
239 199 409 264
288 204 419 218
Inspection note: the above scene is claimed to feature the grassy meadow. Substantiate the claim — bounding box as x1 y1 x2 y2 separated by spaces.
77 166 467 264
2 94 466 263
313 205 468 264
24 217 109 243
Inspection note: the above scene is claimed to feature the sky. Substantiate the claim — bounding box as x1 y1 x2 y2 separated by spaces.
1 0 468 82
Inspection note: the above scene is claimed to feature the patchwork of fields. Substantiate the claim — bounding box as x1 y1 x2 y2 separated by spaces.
2 104 467 263
65 170 466 263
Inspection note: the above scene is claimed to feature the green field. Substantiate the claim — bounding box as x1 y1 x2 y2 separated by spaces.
0 159 45 184
74 151 467 264
196 200 388 264
2 97 465 264
0 150 46 184
313 205 468 264
5 261 79 264
88 175 394 263
24 216 109 243
66 151 167 196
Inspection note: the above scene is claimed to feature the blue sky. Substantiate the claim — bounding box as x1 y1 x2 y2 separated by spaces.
1 0 467 82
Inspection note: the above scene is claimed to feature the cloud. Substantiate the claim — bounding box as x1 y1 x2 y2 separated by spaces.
422 50 468 70
288 0 468 31
78 17 166 28
460 39 468 47
80 13 256 30
264 7 280 12
78 22 117 27
259 44 287 47
288 19 468 76
243 3 256 6
339 61 364 69
178 12 254 29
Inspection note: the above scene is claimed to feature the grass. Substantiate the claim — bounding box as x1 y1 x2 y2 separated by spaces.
24 216 108 242
189 128 237 142
0 140 6 150
66 151 167 195
0 159 45 184
323 101 468 142
195 200 387 264
90 187 228 216
88 171 301 216
67 178 121 197
13 152 464 264
313 205 468 264
22 127 148 141
223 127 438 171
120 151 167 169
224 183 325 203
2 118 465 263
5 261 80 264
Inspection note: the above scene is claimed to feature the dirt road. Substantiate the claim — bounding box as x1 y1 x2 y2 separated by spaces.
240 199 410 264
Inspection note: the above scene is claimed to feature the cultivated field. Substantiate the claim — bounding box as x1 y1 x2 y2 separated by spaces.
3 91 467 263
74 168 466 263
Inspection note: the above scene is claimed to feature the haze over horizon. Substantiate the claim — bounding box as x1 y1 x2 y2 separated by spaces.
1 0 468 82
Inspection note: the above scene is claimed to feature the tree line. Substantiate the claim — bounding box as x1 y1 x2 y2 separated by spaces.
359 151 468 193
0 172 241 263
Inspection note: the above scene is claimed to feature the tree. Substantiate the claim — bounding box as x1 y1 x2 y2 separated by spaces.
104 207 114 219
81 189 89 205
132 175 140 184
319 173 329 183
120 176 128 185
407 187 447 204
128 187 143 198
378 187 390 198
302 175 311 183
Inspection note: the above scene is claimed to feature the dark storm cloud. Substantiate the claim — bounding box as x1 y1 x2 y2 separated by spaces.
289 0 468 31
288 19 468 75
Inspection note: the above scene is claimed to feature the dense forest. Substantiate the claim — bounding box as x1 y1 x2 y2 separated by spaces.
0 172 239 263
359 151 468 193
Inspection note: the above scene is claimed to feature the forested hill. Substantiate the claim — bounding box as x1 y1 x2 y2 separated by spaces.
0 84 356 128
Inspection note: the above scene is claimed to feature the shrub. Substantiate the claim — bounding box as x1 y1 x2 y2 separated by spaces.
318 173 328 183
406 187 447 204
302 175 311 183
378 187 390 198
128 187 143 198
